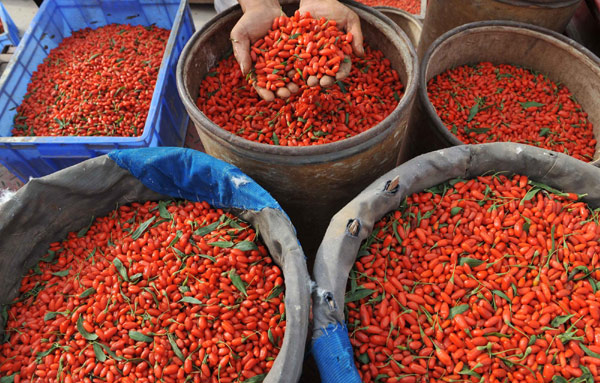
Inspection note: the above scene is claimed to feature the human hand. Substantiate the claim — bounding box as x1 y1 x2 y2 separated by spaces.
231 0 365 101
230 0 283 101
299 0 364 86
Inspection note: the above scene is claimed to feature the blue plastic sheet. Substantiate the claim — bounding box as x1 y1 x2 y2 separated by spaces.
312 323 362 383
0 0 194 182
0 2 20 50
109 148 283 213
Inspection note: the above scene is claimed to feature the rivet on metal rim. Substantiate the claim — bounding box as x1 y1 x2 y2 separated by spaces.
384 175 400 193
324 292 336 311
346 219 360 237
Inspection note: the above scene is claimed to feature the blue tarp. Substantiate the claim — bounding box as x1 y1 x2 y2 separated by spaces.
312 323 362 383
109 148 283 213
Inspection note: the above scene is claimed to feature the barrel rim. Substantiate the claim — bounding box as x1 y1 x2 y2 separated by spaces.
419 20 600 159
373 6 424 27
176 1 418 159
493 0 582 8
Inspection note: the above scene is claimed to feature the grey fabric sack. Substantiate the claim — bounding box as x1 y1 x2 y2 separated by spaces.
311 142 600 381
0 148 310 383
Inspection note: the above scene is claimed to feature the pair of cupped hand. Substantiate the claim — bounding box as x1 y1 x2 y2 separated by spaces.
230 0 364 101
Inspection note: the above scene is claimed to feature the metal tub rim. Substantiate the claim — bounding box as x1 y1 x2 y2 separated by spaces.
176 1 418 164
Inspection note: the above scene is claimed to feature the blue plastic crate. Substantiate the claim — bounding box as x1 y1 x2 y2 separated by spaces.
0 0 195 182
0 2 20 50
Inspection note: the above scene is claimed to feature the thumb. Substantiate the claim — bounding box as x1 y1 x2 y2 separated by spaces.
335 55 352 80
252 83 275 102
346 12 364 57
230 28 252 75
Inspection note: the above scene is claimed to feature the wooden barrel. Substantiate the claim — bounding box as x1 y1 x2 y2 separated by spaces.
375 6 423 48
177 1 418 260
400 21 600 167
418 0 582 58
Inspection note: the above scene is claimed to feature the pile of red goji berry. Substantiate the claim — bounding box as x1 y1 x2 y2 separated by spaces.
12 24 169 137
198 46 403 146
428 62 596 162
346 174 600 383
355 0 422 15
250 12 353 93
0 200 285 383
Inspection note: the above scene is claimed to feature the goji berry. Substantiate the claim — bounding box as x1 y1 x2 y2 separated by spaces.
249 12 352 93
0 200 285 383
427 62 595 162
346 174 600 382
355 0 421 14
12 24 169 137
197 45 403 146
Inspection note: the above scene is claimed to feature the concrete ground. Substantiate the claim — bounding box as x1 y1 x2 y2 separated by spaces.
0 0 217 190
2 0 217 36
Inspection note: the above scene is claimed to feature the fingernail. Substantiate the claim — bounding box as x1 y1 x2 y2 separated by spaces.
307 75 319 87
276 87 291 99
320 76 334 88
287 82 300 94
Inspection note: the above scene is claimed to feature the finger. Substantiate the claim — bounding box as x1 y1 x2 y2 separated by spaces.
346 12 364 57
253 83 275 102
307 75 319 87
335 55 351 80
286 82 300 94
320 75 335 88
276 87 291 99
230 27 252 75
